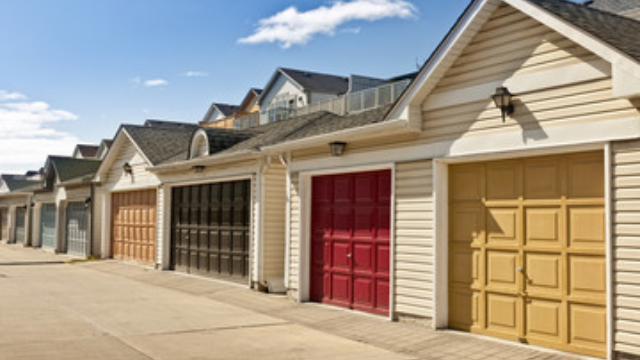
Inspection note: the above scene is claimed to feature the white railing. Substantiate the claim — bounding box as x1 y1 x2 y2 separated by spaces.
294 78 411 117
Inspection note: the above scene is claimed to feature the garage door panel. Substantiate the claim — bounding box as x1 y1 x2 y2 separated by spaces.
486 293 519 334
41 204 56 249
171 180 250 281
524 160 562 199
66 202 89 257
451 165 484 201
569 206 605 249
112 190 157 265
526 253 562 296
311 170 390 315
353 242 373 271
487 162 520 200
526 299 563 342
450 152 606 358
569 255 606 297
525 207 561 248
487 251 518 290
569 304 607 349
567 155 604 199
487 207 518 245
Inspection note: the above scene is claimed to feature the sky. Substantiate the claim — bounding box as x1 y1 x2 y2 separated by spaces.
1 0 481 173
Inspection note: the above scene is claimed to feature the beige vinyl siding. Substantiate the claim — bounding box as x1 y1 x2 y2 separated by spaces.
262 162 287 283
612 140 640 357
421 4 637 142
252 174 259 282
92 187 103 258
394 160 434 318
288 172 300 297
105 136 160 190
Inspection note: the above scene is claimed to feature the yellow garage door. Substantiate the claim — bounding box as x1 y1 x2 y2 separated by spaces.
449 151 606 358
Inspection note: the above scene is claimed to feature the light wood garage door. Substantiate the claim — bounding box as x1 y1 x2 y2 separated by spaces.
449 151 606 358
112 190 156 265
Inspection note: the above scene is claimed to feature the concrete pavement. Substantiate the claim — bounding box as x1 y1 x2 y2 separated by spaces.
0 244 584 360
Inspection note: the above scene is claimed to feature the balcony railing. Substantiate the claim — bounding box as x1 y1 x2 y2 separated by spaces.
234 112 260 130
295 79 411 118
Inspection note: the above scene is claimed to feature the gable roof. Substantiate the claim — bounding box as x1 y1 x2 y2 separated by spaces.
529 0 640 62
144 119 198 129
47 156 102 183
280 68 349 95
73 144 99 159
201 103 239 123
237 88 263 113
387 0 640 122
123 124 198 166
586 0 640 14
0 174 41 193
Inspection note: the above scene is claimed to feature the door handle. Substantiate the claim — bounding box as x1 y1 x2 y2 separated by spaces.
347 253 353 258
516 267 524 273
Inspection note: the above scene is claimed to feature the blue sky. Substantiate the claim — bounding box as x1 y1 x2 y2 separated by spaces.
0 0 473 172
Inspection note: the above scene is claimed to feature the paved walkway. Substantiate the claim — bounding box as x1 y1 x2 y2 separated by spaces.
0 244 585 360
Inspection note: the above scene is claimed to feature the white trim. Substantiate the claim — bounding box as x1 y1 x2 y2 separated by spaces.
283 153 292 290
188 129 210 160
604 142 614 360
256 160 266 284
387 0 495 120
290 116 640 173
161 184 171 270
94 129 154 182
149 150 259 173
261 119 412 154
297 163 395 317
433 160 449 329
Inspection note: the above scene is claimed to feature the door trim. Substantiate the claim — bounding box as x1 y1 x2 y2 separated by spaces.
433 143 612 359
298 163 395 319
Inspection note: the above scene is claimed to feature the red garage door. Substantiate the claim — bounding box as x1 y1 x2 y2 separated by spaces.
311 169 391 315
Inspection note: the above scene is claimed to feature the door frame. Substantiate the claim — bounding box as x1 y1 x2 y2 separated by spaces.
297 162 396 320
432 142 613 360
161 173 256 289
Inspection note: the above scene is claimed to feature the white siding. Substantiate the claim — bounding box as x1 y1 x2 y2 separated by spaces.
394 160 434 318
262 162 287 283
156 187 164 266
92 186 103 258
105 136 160 191
612 140 640 357
288 172 301 298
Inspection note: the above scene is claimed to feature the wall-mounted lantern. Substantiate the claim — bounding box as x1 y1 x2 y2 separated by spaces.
491 86 514 123
84 197 92 208
329 141 347 157
122 162 133 175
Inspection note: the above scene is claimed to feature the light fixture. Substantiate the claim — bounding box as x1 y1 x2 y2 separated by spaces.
193 165 205 173
84 197 92 208
491 86 514 123
122 162 133 175
329 141 347 157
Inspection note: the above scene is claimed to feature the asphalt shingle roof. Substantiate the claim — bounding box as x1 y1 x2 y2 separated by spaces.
212 103 240 117
199 128 256 155
1 175 41 192
587 0 640 14
49 156 102 183
75 144 99 158
124 124 197 165
281 68 349 95
527 0 640 62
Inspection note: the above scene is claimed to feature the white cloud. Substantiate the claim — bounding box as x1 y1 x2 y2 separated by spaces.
0 90 81 173
184 71 209 78
0 90 27 101
238 0 417 48
143 79 168 87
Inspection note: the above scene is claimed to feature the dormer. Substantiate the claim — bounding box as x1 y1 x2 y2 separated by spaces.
188 128 254 160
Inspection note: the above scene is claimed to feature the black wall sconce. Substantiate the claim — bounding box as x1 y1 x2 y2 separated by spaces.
122 162 133 175
329 141 347 157
84 197 92 208
492 86 515 123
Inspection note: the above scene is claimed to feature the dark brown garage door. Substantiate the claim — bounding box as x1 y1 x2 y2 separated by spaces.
111 190 157 265
171 180 250 280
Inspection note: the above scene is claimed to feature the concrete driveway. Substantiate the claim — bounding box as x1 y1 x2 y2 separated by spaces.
0 244 413 360
0 244 581 360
